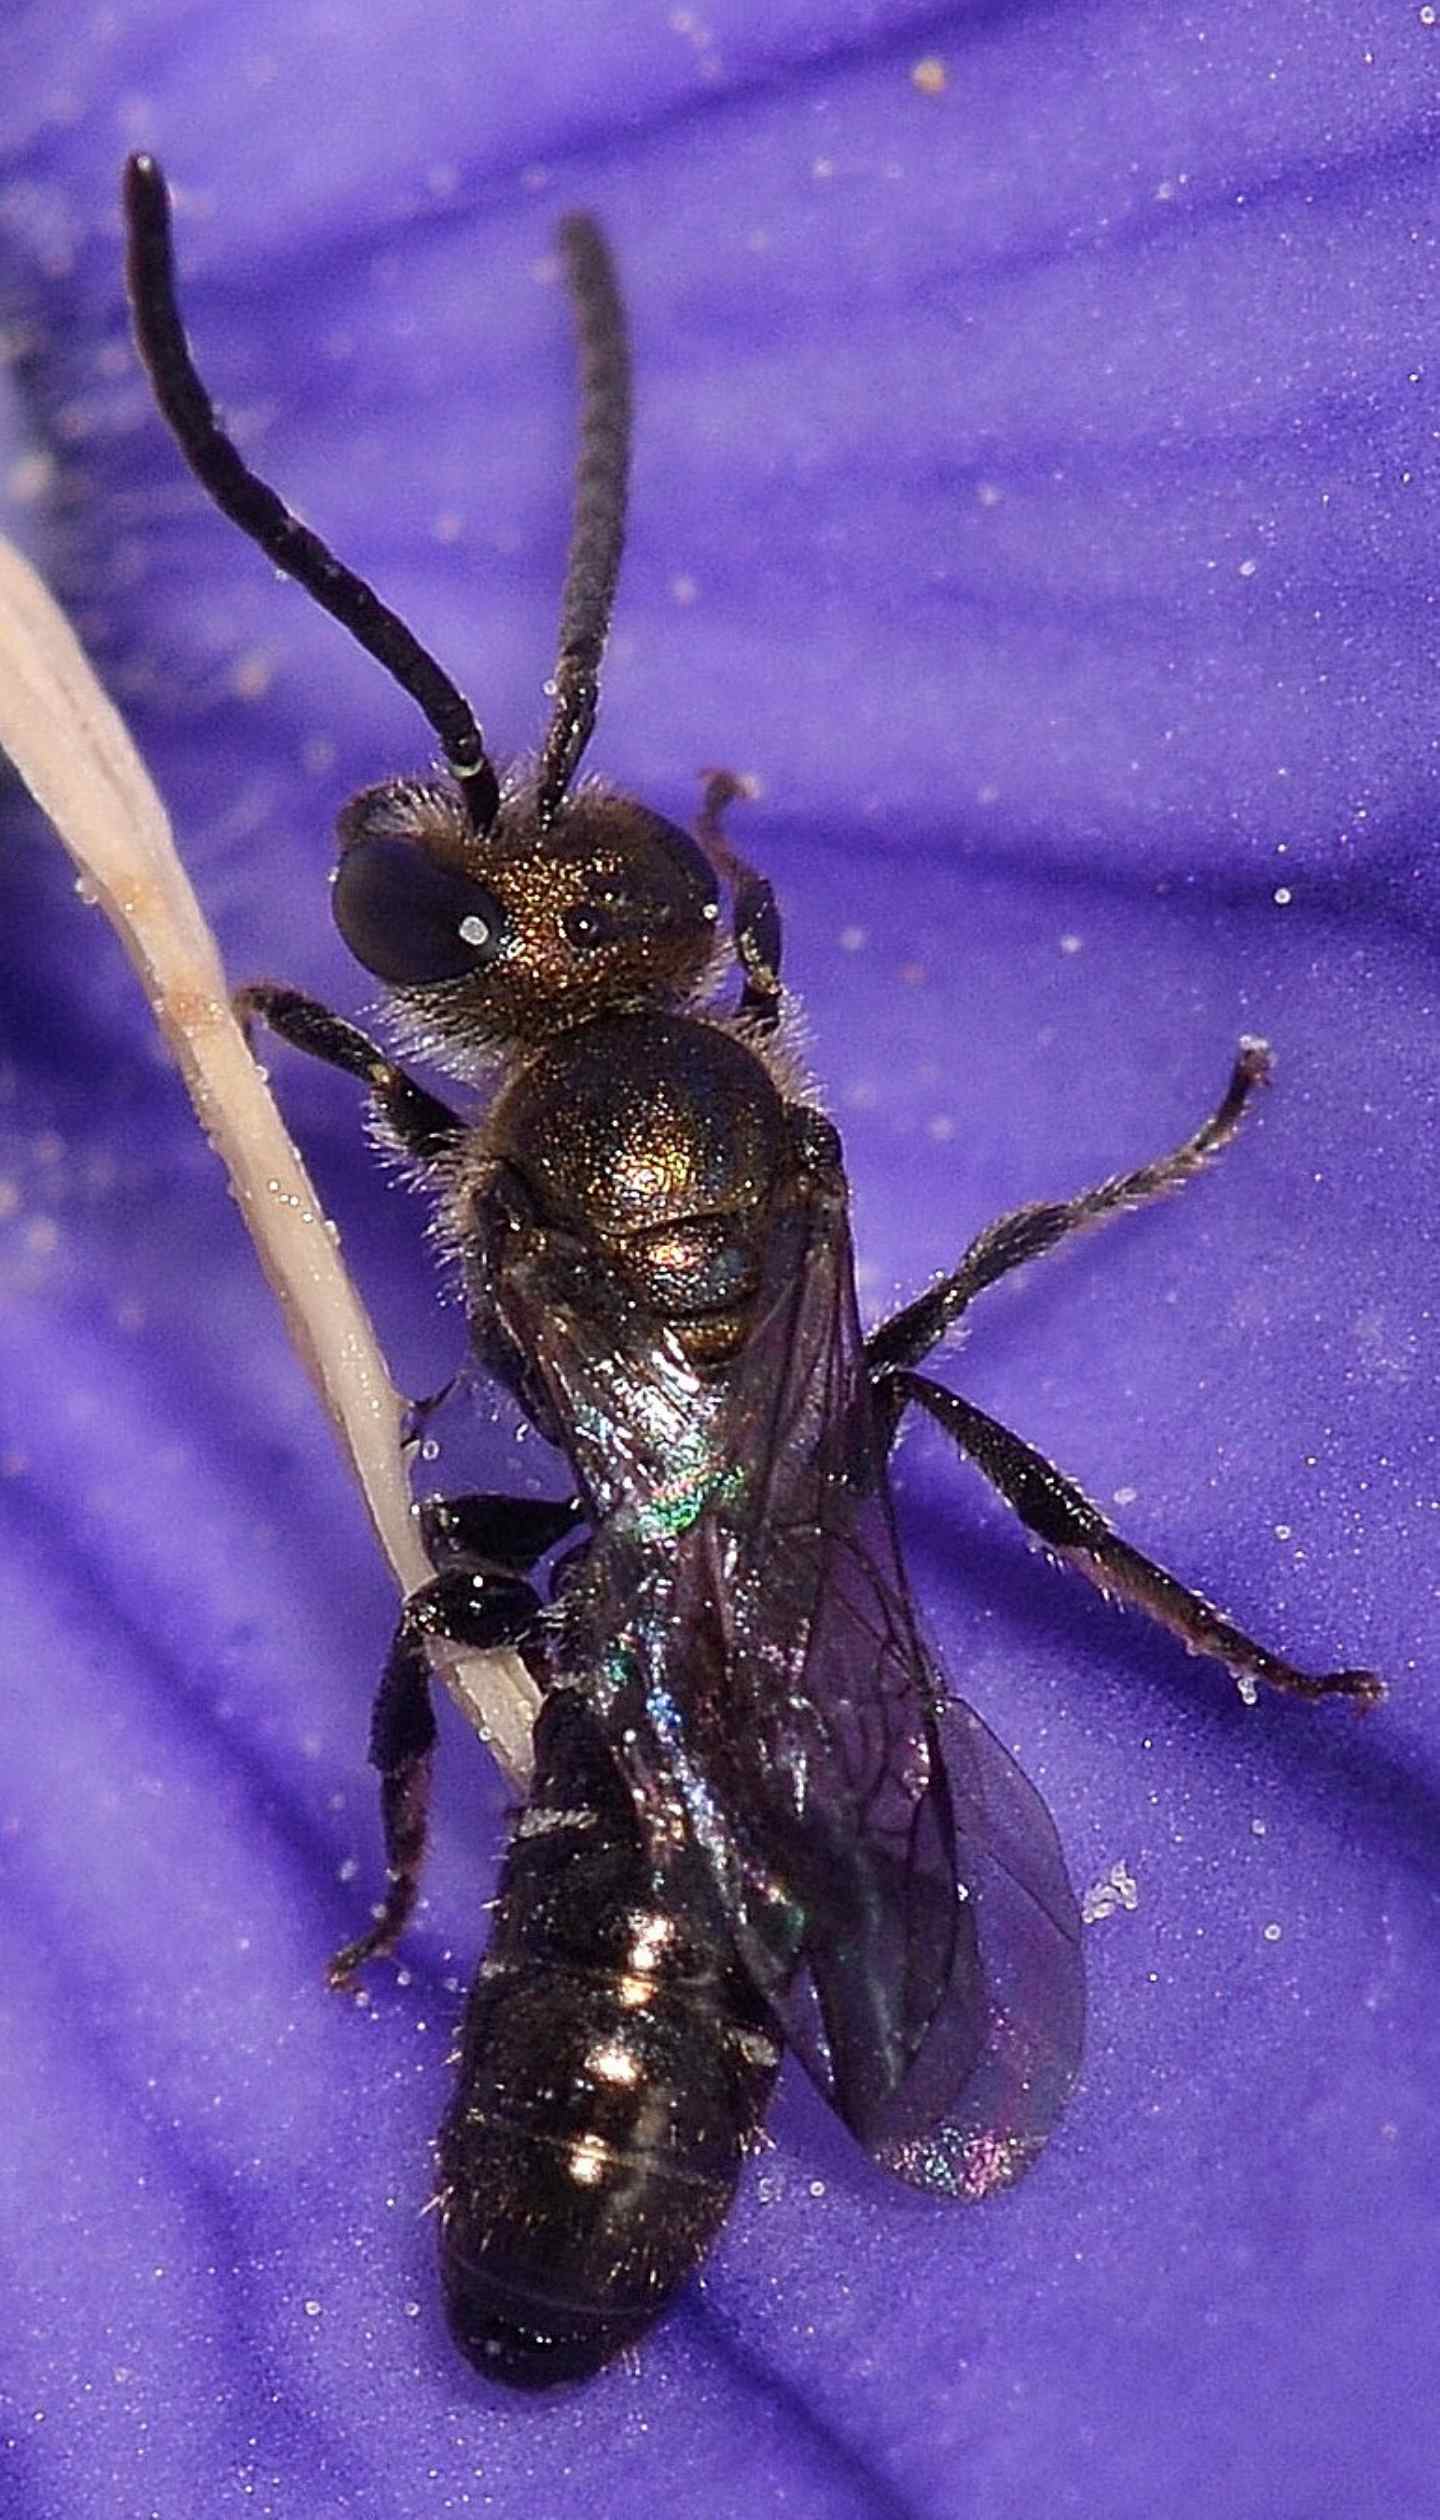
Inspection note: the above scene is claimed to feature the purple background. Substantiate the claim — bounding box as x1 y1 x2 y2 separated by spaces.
1 4 1435 2514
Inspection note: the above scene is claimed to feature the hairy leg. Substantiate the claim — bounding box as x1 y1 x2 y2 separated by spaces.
868 1040 1271 1374
328 1496 572 1989
892 1369 1381 1709
236 982 465 1166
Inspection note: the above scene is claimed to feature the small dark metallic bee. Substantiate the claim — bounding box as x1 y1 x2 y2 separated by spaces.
122 155 1382 2389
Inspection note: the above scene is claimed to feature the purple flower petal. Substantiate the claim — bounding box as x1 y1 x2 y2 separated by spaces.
1 4 1435 2513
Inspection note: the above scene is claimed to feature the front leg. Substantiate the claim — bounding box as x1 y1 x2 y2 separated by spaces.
695 770 782 1032
236 982 466 1167
890 1370 1382 1711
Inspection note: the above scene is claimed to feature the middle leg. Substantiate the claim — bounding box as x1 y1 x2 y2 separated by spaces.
328 1493 572 1990
867 1039 1271 1374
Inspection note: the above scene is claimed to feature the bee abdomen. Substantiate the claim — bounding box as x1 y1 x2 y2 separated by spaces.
436 1691 780 2388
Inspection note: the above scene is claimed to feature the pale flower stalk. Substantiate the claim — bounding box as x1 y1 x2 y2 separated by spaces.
0 529 538 1785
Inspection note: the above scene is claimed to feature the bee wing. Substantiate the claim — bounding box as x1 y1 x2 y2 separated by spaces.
702 1176 1084 2194
860 1693 1084 2196
495 1176 1083 2197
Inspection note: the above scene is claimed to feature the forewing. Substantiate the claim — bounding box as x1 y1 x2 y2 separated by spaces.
861 1696 1084 2196
493 1173 1083 2195
707 1178 1083 2192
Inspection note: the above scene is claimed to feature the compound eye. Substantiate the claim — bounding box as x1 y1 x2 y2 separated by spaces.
332 838 509 986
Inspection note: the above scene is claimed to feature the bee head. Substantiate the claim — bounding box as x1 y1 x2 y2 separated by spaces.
332 774 722 1049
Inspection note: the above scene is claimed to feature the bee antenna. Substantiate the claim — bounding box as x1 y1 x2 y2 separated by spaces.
533 214 632 828
121 153 501 834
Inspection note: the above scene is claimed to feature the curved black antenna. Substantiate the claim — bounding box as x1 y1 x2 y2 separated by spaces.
121 153 501 834
533 214 632 828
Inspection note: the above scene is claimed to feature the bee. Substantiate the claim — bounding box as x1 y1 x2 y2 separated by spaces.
122 154 1381 2388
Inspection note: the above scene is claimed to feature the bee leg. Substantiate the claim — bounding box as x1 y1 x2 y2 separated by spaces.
866 1039 1271 1375
695 770 782 1031
328 1564 544 1992
417 1490 584 1571
234 982 466 1164
401 1375 464 1450
889 1369 1382 1711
